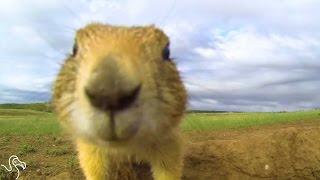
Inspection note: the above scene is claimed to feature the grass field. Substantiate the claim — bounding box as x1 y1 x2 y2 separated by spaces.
0 109 60 135
1 103 320 179
182 110 320 131
0 103 319 135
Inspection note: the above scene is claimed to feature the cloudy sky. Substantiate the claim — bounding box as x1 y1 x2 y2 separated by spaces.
0 0 319 111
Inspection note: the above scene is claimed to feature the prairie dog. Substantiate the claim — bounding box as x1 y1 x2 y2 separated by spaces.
53 23 187 180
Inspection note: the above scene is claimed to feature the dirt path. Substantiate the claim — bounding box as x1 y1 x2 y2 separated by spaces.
1 121 320 179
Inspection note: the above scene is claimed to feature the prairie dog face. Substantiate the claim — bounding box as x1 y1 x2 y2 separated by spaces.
53 23 187 145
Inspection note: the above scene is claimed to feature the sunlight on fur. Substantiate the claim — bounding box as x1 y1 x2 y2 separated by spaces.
53 23 187 180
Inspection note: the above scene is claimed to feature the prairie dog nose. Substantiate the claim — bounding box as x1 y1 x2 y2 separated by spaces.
85 85 141 111
84 56 141 111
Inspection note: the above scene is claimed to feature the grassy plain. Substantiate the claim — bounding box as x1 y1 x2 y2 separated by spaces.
0 103 319 179
0 103 319 135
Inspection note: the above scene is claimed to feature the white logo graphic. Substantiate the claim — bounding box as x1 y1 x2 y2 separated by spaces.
1 155 27 179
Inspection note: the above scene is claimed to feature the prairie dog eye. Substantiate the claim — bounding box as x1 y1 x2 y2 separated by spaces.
72 42 78 57
162 43 170 60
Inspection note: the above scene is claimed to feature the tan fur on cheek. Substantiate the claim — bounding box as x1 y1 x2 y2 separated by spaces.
53 23 187 180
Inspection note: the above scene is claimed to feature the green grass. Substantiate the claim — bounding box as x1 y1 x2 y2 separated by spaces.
46 147 69 156
18 144 37 155
0 167 15 180
182 110 320 131
67 154 79 170
0 103 52 112
0 103 319 135
0 109 60 135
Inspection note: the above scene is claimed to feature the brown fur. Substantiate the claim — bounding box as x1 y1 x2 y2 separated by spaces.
53 23 187 180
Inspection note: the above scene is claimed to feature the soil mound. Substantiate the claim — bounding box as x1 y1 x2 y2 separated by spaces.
184 123 320 179
14 122 320 179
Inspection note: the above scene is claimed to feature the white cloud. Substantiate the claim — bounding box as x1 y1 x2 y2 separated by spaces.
0 0 319 111
182 27 320 111
194 47 218 59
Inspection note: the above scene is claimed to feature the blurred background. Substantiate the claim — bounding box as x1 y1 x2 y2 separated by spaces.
0 0 319 112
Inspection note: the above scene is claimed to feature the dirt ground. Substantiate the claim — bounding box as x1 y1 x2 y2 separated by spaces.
1 121 320 180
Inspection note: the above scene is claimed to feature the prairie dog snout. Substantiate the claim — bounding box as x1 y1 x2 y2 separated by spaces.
85 55 141 111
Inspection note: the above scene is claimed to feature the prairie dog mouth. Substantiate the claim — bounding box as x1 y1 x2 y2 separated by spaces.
95 108 141 142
